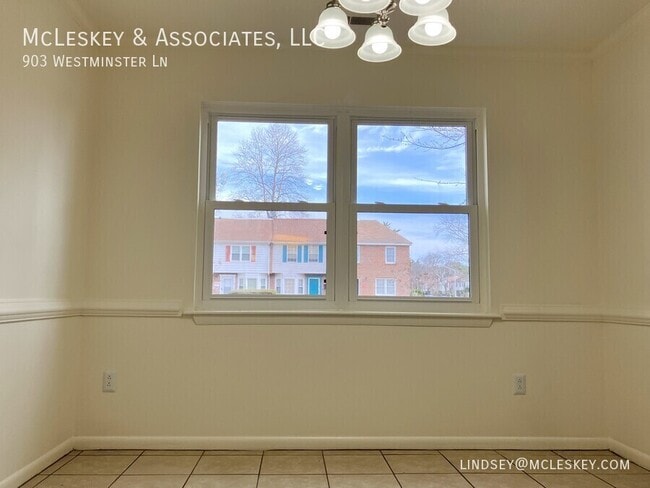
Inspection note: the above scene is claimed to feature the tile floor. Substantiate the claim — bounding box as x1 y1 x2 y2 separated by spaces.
21 449 650 488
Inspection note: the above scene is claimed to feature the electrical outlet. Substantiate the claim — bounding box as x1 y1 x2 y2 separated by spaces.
513 374 526 395
103 371 116 393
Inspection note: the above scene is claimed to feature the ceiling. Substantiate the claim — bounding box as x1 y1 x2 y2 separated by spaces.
76 0 650 53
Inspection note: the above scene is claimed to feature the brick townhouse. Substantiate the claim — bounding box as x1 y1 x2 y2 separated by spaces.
212 218 412 297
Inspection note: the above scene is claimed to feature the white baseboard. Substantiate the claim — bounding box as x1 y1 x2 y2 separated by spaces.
609 438 650 470
0 438 74 488
73 435 609 451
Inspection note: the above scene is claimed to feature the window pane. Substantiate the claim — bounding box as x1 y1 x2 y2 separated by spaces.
357 124 467 205
212 210 327 296
357 213 470 298
216 121 328 203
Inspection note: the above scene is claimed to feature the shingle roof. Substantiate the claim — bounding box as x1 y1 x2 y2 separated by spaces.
214 218 411 245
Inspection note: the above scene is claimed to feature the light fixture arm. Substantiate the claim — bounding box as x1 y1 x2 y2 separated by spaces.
377 0 398 26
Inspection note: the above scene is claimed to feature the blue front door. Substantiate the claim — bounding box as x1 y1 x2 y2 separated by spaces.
308 277 320 295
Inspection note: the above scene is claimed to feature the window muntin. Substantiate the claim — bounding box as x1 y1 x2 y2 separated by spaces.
198 104 487 314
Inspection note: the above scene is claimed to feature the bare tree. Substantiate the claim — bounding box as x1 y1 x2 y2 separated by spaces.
231 124 309 217
396 126 466 151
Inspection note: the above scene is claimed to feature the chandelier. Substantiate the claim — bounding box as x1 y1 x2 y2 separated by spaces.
310 0 456 63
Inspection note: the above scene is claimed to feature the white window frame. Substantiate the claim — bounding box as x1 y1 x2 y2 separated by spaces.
194 102 492 325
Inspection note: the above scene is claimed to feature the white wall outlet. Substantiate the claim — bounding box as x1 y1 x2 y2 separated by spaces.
513 374 527 395
103 371 116 393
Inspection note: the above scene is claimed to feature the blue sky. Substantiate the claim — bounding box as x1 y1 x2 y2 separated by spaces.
215 121 469 262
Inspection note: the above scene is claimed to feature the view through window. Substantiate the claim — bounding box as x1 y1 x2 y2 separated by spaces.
203 109 481 305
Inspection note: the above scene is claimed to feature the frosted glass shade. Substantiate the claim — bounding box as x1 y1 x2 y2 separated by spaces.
408 9 456 46
310 5 356 49
399 0 453 16
358 23 402 62
340 0 392 14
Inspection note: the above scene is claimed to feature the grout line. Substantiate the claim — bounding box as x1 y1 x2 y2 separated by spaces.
438 450 478 488
106 450 144 488
321 449 331 488
254 450 264 488
43 450 80 475
379 450 403 488
179 450 204 488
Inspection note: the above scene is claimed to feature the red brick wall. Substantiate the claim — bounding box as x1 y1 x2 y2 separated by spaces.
357 245 411 296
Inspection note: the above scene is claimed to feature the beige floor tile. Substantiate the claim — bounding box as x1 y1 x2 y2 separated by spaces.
498 451 564 460
56 456 138 475
143 450 203 456
587 462 648 474
41 453 79 474
81 450 144 456
265 450 323 456
385 454 457 474
498 450 584 473
124 455 200 475
324 450 382 456
396 473 473 487
205 451 263 456
185 475 258 488
325 455 392 474
328 474 401 488
193 456 261 475
531 473 613 487
555 451 617 458
19 475 47 488
596 474 650 488
258 474 329 488
110 475 188 488
441 450 517 473
36 475 118 487
382 450 440 455
464 473 542 487
260 454 325 474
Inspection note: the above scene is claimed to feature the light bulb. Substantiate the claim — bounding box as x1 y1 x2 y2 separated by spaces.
324 24 342 40
415 0 429 4
371 42 389 54
424 21 443 37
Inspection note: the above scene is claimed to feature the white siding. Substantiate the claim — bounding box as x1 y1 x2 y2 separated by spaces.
213 243 270 274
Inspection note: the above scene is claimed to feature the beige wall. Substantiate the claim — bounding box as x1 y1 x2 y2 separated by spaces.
2 0 650 483
79 43 604 439
0 0 90 482
594 5 650 457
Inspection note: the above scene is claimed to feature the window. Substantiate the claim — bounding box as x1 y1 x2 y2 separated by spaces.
231 245 251 262
375 278 396 296
284 278 296 294
385 246 396 264
286 245 298 263
196 103 489 318
308 245 320 263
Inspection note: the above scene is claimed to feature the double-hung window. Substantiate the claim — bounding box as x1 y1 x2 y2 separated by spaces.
196 103 489 322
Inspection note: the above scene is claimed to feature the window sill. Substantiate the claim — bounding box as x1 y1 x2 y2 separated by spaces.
190 310 498 327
